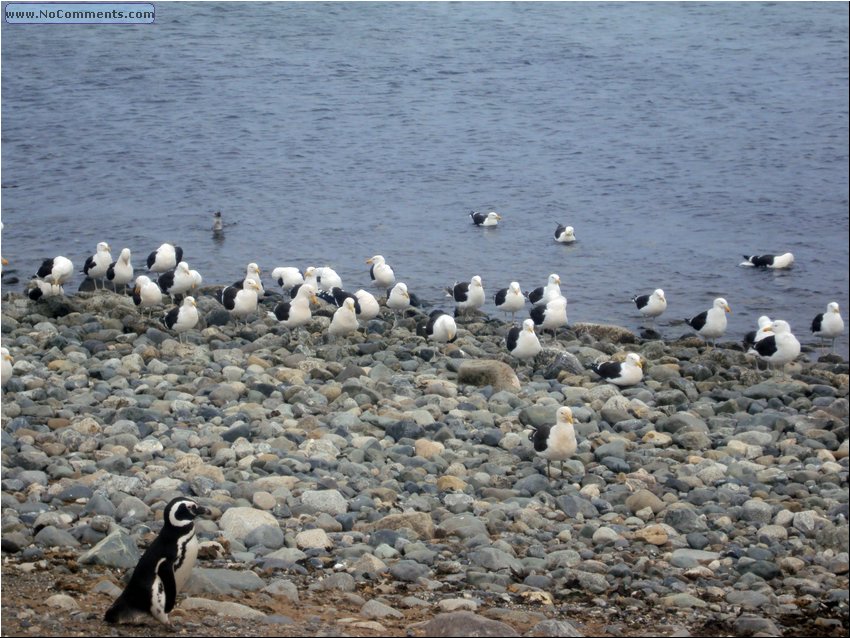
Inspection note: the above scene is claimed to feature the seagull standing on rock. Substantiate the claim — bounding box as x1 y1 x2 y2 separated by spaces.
528 406 577 480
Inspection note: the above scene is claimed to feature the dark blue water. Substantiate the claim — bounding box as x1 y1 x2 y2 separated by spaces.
2 2 848 356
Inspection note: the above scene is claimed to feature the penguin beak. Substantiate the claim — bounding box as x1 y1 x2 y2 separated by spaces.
193 505 211 517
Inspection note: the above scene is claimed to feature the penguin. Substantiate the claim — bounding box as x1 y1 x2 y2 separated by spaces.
104 497 209 626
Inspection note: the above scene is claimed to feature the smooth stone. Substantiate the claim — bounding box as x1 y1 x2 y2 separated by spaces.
45 594 79 611
295 528 332 549
219 507 279 542
420 611 520 637
300 489 348 516
361 599 403 619
79 530 140 568
181 597 265 620
457 360 521 393
184 568 265 595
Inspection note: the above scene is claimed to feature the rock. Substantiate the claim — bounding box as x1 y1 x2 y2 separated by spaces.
184 568 265 596
415 438 445 459
527 619 584 637
572 323 636 344
79 530 140 569
181 597 266 620
367 512 435 541
469 547 523 573
45 594 79 611
389 560 430 582
262 579 300 604
244 525 285 550
295 528 332 549
733 614 782 636
633 525 669 546
670 549 720 568
33 526 80 549
301 489 348 516
457 360 521 392
361 599 403 619
625 489 665 514
420 611 520 637
219 507 279 542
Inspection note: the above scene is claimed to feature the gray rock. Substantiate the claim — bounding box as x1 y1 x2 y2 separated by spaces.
219 507 279 542
439 514 489 540
389 560 430 582
79 530 140 568
361 599 403 619
732 614 781 636
670 549 720 568
527 619 584 637
469 547 523 574
663 508 707 534
420 611 520 637
262 579 299 604
34 526 80 549
300 489 348 516
184 568 265 595
181 597 265 620
317 572 356 592
457 360 520 392
244 524 285 550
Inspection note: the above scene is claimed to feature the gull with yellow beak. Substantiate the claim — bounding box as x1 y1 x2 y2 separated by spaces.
366 255 396 289
591 352 644 387
528 406 578 480
685 297 731 346
162 296 199 343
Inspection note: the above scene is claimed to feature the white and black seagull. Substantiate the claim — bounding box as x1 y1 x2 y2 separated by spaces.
506 318 542 361
425 309 458 344
529 295 568 340
470 210 502 227
217 278 262 325
35 255 74 287
740 252 794 269
494 282 526 320
269 283 318 336
590 352 643 386
133 275 162 317
162 296 199 343
528 273 563 306
554 224 576 243
528 406 577 480
106 247 134 291
685 297 731 346
104 497 209 626
366 255 396 289
272 266 304 291
743 315 772 351
811 302 844 351
157 261 195 301
83 241 112 289
749 319 801 376
448 275 485 316
632 288 666 322
146 243 183 273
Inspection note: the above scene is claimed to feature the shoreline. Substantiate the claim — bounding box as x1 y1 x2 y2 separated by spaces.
1 289 848 636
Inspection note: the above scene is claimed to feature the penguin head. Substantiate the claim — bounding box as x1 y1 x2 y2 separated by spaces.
163 497 210 529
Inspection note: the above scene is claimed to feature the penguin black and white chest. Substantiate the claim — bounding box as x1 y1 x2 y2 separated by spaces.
105 497 209 626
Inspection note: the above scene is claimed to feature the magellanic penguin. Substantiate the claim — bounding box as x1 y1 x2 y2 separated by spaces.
105 497 209 626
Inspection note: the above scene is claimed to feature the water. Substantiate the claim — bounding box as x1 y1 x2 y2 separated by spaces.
2 3 848 356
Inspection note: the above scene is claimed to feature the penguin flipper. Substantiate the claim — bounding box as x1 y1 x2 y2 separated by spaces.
159 558 177 614
104 595 145 624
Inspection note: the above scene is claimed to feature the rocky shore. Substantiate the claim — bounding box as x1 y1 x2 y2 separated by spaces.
1 289 848 637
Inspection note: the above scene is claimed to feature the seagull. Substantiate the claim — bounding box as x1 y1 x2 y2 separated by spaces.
146 243 183 273
590 352 643 387
353 289 381 321
158 262 195 301
366 255 396 289
272 266 304 291
133 275 162 317
506 319 542 361
811 302 844 352
228 263 263 296
425 310 458 344
528 274 563 307
217 278 262 325
529 296 568 340
386 282 411 324
106 248 134 291
162 296 199 343
749 319 801 376
448 275 485 316
494 282 526 321
743 315 772 350
740 252 795 269
554 224 576 243
470 210 502 227
632 289 667 323
83 242 112 289
35 255 74 287
316 266 342 291
27 279 64 300
685 297 731 346
318 287 361 314
1 347 13 388
269 283 318 336
328 297 359 340
528 406 577 480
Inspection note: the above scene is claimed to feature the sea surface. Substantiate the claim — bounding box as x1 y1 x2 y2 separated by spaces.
2 2 848 356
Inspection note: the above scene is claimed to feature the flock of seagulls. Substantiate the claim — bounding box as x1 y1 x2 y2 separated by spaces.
2 213 847 488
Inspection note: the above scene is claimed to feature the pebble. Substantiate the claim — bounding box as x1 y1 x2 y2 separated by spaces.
0 291 847 635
